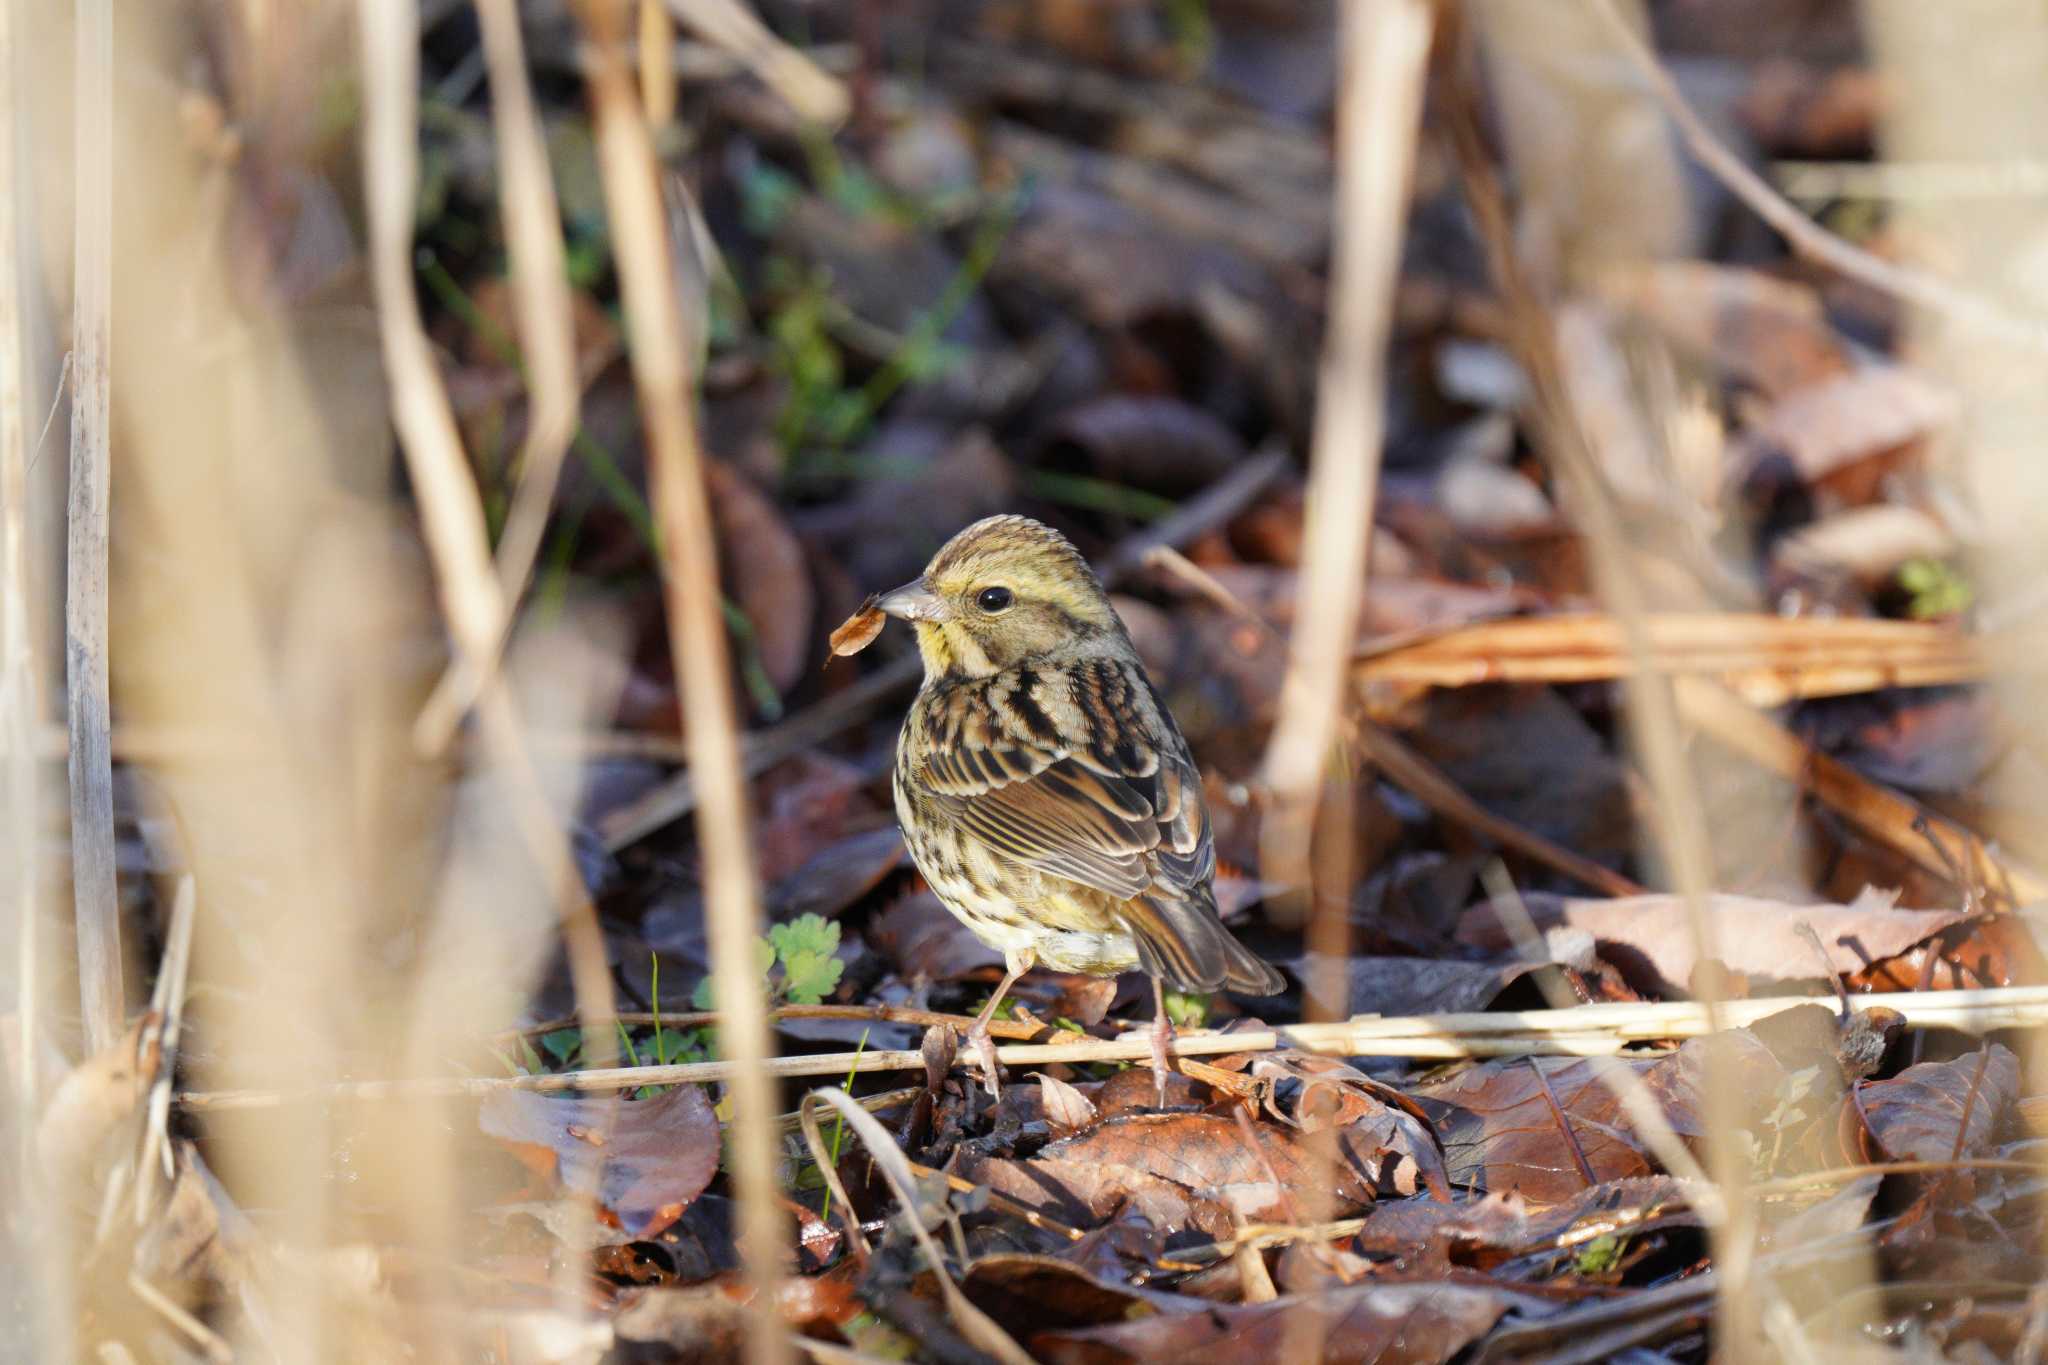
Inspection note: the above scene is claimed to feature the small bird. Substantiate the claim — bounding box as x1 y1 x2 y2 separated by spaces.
872 514 1284 1100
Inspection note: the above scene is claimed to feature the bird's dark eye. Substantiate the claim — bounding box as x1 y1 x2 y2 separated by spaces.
975 586 1014 613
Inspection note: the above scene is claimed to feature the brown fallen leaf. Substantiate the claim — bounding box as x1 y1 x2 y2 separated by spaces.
480 1085 719 1238
706 459 814 695
1035 1281 1545 1365
1351 1175 1699 1279
1411 1031 1787 1204
1458 889 1977 999
1856 1043 2017 1164
827 594 886 659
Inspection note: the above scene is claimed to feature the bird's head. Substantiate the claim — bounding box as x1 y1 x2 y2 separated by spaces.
876 515 1120 680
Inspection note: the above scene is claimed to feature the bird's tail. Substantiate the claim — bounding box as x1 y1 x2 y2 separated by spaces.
1122 892 1286 996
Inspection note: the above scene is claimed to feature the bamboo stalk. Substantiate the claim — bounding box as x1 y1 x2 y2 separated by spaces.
175 983 2048 1110
66 0 121 1054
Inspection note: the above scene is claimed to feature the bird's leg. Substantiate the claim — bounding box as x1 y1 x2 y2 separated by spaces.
963 949 1033 1097
1149 977 1176 1109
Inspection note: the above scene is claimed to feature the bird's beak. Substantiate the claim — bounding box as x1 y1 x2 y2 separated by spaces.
876 579 949 623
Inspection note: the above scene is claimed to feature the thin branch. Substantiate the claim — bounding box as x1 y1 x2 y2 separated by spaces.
67 0 121 1053
1588 0 2048 353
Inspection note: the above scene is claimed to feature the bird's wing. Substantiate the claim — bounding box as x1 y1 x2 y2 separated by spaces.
911 658 1213 905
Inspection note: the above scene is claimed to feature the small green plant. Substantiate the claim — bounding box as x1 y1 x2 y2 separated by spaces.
692 912 846 1010
1898 556 1972 619
1574 1232 1624 1276
1164 989 1209 1030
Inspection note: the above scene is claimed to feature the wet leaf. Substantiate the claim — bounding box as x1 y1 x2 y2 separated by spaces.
479 1085 719 1238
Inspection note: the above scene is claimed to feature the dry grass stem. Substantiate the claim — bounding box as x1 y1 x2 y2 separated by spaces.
571 4 785 1357
176 982 2048 1109
414 0 585 753
1356 612 1980 705
639 0 677 126
1259 0 1432 910
67 0 122 1054
659 0 850 127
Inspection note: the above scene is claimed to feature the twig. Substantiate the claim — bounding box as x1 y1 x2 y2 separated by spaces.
1587 0 2048 353
175 983 2048 1109
1259 0 1433 907
414 0 585 753
571 5 784 1358
658 0 850 127
1529 1055 1601 1188
67 0 122 1053
597 446 1293 850
798 1090 1033 1363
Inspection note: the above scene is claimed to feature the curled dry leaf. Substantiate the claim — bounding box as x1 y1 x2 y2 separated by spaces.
1037 1073 1099 1135
1352 1175 1699 1278
827 594 886 658
479 1084 720 1238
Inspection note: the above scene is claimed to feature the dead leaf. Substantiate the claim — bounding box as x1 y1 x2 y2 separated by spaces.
1352 1175 1699 1278
479 1085 719 1238
1036 1281 1544 1365
767 826 906 923
827 595 886 659
1038 1074 1099 1135
1597 261 1850 398
1043 395 1246 497
1458 889 1976 998
871 890 1004 982
1313 955 1576 1018
706 459 813 697
1412 1031 1786 1204
1857 1044 2018 1163
1739 364 1956 485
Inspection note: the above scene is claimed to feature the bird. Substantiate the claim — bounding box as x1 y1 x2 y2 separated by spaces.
872 514 1284 1102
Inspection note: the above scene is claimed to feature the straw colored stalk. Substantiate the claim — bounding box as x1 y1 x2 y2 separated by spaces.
1259 0 1432 978
658 0 849 126
414 0 584 754
569 4 792 1360
356 0 616 1077
67 0 121 1054
1 0 63 1351
175 983 2048 1110
1356 612 1981 706
1453 0 1755 1322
